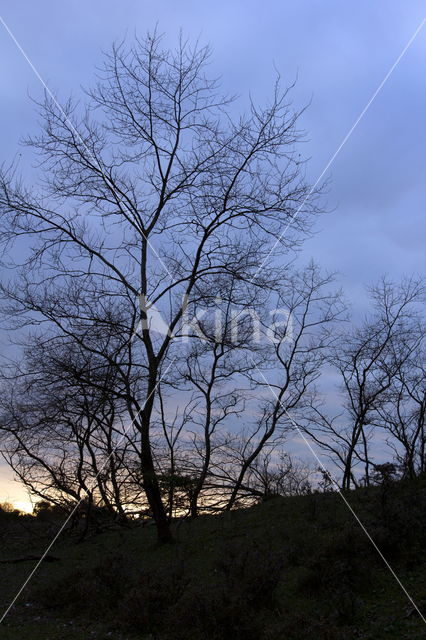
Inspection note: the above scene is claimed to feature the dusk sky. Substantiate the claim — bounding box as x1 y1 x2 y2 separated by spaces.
1 1 425 509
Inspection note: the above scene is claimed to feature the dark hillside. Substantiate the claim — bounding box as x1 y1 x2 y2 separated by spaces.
1 477 426 639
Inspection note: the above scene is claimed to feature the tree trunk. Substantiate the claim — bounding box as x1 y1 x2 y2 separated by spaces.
140 398 173 543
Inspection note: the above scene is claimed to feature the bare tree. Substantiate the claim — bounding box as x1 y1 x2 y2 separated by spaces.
174 277 257 518
245 450 313 501
0 337 135 524
300 277 425 489
220 262 345 509
0 32 321 541
376 338 426 478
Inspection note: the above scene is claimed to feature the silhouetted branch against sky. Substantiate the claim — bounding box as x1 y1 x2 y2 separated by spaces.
0 3 425 624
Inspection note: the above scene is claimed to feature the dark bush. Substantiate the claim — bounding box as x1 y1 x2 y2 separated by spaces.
121 543 284 639
214 542 284 608
121 557 189 632
41 541 285 639
39 553 134 614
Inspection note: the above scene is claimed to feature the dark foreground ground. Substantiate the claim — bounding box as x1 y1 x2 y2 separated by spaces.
1 479 426 639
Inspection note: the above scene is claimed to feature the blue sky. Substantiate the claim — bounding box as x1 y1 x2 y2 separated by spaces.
0 1 425 507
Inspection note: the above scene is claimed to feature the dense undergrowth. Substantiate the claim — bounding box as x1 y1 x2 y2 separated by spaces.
2 477 426 639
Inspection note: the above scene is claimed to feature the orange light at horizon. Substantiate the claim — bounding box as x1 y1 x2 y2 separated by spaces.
12 500 34 514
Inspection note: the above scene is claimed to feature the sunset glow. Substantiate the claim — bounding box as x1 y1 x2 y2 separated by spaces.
12 501 34 514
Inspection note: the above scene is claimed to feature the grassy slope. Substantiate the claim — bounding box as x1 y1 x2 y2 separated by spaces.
1 479 426 639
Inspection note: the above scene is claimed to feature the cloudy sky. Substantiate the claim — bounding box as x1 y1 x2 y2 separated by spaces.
1 1 425 508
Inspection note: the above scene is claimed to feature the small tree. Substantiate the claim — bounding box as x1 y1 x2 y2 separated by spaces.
376 340 426 479
300 277 425 489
